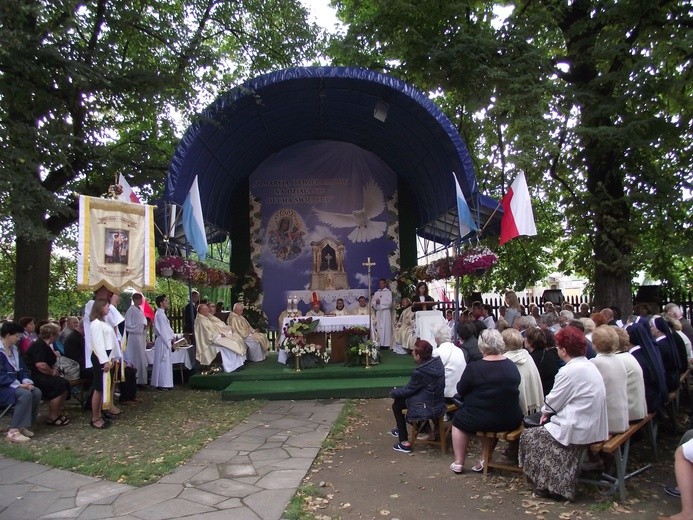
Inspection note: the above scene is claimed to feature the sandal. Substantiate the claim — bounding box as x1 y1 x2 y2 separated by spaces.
450 462 464 474
471 460 484 472
46 415 70 426
90 418 110 430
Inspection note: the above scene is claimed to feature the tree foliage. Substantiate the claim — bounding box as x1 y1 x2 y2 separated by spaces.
0 0 323 318
330 0 693 308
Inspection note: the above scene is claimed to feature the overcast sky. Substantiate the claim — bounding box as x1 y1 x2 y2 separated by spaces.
301 0 343 32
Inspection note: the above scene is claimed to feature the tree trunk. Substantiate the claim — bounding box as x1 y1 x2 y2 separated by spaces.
593 261 633 317
14 236 52 320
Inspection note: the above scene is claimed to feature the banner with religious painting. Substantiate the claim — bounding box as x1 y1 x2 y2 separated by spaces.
249 140 400 328
77 196 156 292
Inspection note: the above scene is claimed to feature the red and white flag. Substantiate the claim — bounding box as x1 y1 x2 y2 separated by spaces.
499 172 537 245
118 174 141 204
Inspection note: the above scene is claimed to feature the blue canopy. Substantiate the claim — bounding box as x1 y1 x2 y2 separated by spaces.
165 66 501 244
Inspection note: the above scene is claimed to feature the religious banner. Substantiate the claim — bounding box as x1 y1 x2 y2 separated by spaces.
250 140 399 327
77 196 156 292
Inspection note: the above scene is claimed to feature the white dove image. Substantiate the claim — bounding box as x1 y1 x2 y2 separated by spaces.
313 180 387 243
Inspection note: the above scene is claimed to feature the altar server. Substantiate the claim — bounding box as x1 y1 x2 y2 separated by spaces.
227 303 268 361
151 294 174 390
124 293 148 385
372 279 393 349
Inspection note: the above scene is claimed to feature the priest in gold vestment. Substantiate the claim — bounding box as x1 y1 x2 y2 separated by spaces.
194 304 247 372
227 303 269 361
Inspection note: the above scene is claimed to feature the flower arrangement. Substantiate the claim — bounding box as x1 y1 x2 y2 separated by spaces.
450 246 498 277
243 304 269 332
345 332 381 366
236 270 262 305
281 318 329 369
156 256 235 287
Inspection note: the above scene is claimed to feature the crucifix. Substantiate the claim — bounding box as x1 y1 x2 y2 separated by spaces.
362 257 376 341
324 252 333 270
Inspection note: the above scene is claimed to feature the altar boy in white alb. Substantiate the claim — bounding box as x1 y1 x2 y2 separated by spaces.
151 294 174 390
372 278 393 349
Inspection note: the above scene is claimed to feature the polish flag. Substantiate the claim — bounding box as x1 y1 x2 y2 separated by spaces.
499 172 537 245
118 174 141 204
139 297 156 322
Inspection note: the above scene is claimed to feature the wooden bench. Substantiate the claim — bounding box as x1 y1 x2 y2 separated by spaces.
476 425 525 476
404 403 458 455
578 412 656 501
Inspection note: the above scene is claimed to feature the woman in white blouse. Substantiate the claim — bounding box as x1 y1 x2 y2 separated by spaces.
89 298 117 429
519 326 608 500
590 325 629 433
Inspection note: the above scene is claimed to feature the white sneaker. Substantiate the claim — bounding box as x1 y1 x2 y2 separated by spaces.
6 431 30 443
19 428 34 438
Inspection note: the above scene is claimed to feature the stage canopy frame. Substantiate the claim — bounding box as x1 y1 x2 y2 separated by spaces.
163 66 502 252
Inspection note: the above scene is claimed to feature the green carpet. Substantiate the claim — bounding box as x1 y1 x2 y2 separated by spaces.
190 350 415 400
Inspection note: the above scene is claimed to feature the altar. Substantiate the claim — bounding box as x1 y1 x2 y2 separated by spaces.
279 315 370 363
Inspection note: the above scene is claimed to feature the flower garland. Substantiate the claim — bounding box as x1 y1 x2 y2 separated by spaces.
395 246 499 288
156 256 235 287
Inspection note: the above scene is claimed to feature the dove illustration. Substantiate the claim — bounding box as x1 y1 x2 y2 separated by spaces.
313 180 387 243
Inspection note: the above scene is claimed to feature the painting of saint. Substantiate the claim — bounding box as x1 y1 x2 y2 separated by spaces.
105 229 129 265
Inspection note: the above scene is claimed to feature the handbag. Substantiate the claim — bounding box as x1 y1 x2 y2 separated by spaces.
522 401 557 428
522 411 544 428
57 356 81 381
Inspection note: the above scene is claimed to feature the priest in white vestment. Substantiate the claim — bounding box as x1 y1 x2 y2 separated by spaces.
227 303 268 361
372 279 393 349
352 296 370 316
393 298 415 354
195 303 246 372
124 293 148 385
151 295 174 389
332 298 349 316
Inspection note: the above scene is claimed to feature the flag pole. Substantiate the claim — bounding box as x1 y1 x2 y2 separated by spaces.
476 201 502 236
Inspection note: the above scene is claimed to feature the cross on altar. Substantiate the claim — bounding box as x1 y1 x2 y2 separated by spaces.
362 257 376 342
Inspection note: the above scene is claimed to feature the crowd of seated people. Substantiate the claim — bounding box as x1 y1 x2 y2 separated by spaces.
385 292 693 502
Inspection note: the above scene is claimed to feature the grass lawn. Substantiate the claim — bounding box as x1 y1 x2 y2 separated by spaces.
0 386 264 486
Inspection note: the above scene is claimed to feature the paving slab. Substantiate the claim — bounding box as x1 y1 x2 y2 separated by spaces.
0 399 344 520
129 498 214 520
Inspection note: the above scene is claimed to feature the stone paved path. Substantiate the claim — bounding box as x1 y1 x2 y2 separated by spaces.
0 400 343 520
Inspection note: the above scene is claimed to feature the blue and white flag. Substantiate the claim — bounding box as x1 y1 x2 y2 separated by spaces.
454 174 478 239
182 176 208 260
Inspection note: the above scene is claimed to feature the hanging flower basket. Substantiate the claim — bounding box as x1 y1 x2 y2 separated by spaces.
450 246 498 277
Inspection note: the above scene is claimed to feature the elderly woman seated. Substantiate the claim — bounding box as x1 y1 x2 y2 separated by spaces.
432 323 466 402
23 323 71 426
524 327 560 396
501 328 544 416
590 325 629 434
0 322 42 442
389 340 445 453
613 327 647 422
449 329 523 474
519 326 608 501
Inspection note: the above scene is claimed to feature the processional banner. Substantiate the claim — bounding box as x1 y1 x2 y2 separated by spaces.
77 196 156 292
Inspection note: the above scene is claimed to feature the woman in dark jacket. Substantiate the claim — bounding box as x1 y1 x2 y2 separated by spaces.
389 340 445 453
0 322 42 442
23 323 71 426
525 327 560 395
450 329 523 473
